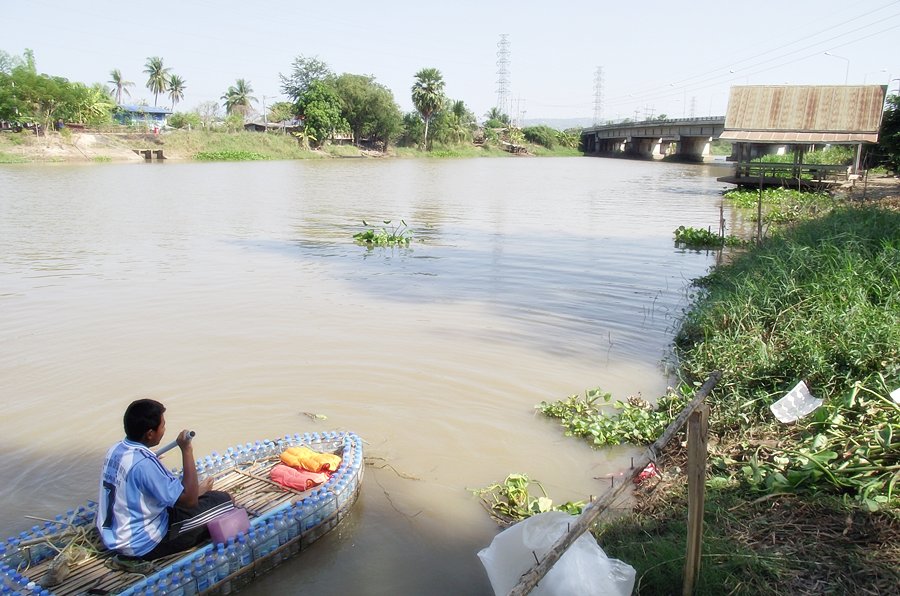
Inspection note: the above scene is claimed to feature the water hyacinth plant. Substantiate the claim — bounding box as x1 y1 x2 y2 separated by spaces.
674 225 745 249
472 473 584 526
353 219 412 246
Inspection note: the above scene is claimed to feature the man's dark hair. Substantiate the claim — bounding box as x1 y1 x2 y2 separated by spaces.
124 399 166 442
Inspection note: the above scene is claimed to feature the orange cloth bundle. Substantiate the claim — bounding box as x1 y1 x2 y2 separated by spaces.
270 463 330 491
280 446 342 473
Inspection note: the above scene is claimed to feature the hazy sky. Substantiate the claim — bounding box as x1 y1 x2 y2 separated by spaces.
4 0 899 122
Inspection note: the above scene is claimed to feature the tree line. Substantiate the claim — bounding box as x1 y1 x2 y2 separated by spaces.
0 49 584 152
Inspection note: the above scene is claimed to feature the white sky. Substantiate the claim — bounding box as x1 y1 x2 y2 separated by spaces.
4 0 899 121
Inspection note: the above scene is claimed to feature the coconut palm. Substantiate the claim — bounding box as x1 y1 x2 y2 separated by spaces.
411 67 445 150
108 69 134 105
143 56 171 107
222 79 257 115
167 74 186 110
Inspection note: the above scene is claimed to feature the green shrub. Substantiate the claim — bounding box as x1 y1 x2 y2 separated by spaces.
522 125 557 149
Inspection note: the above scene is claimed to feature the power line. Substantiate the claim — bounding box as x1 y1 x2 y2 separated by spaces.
604 3 900 109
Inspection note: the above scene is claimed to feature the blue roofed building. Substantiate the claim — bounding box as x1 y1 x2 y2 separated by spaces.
114 104 172 128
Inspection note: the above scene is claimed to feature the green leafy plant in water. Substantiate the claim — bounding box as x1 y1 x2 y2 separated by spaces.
538 387 687 448
353 219 412 246
674 225 745 249
472 473 584 526
193 150 267 161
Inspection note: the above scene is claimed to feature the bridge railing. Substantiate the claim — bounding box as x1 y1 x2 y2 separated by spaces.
583 116 725 131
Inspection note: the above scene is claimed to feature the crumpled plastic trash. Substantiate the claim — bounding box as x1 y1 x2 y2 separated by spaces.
634 462 659 484
770 380 822 423
477 511 636 596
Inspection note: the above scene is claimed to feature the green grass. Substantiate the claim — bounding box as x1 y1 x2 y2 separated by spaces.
710 139 733 156
597 486 899 595
161 130 320 160
194 150 268 161
322 144 364 157
0 151 26 164
675 207 900 509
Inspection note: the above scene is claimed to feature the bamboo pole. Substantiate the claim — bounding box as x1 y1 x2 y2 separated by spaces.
682 403 710 596
508 371 721 596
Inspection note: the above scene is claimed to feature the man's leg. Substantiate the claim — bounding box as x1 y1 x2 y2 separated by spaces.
143 491 233 560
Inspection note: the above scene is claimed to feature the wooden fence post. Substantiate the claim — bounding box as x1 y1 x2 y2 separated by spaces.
682 403 710 596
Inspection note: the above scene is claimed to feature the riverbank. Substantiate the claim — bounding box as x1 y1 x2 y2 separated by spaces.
0 129 580 163
594 183 900 594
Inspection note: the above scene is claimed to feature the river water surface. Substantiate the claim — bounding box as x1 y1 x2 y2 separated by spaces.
0 156 736 594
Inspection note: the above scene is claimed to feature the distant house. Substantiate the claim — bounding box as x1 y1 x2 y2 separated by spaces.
114 104 172 128
243 119 303 134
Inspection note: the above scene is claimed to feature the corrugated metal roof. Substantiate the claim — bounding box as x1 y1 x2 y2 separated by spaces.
721 85 885 144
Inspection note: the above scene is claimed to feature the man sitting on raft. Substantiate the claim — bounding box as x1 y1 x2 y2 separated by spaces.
97 399 233 560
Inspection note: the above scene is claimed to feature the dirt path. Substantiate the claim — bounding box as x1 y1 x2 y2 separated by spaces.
0 132 185 162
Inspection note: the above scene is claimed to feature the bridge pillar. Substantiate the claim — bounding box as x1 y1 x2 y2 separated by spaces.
676 136 713 160
623 137 654 158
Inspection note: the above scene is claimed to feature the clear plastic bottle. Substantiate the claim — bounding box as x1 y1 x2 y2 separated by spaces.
168 570 186 596
179 562 197 596
193 559 210 593
203 553 218 591
154 573 169 595
215 544 232 595
236 534 252 568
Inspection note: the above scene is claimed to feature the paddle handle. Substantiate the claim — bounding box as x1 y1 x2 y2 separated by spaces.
156 430 195 456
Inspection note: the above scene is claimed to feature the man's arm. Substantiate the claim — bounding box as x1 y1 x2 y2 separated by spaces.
174 429 213 507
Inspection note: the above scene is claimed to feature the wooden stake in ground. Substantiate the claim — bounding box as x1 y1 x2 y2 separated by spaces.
683 403 709 596
508 371 721 596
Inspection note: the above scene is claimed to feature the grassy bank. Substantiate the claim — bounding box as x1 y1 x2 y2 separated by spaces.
159 130 321 160
601 205 900 592
0 129 585 163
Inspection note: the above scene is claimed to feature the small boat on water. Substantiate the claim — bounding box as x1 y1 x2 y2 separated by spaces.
1 431 364 595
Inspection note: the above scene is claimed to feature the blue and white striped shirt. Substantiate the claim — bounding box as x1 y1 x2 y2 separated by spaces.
96 439 184 556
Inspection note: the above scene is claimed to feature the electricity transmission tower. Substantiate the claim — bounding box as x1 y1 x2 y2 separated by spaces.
496 34 511 118
593 66 604 125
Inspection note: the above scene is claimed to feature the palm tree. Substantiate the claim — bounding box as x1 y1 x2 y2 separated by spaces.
108 69 134 105
143 56 171 107
167 74 186 110
411 67 445 150
222 79 257 115
485 107 509 125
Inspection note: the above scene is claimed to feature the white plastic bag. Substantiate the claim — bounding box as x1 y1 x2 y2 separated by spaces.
477 511 636 596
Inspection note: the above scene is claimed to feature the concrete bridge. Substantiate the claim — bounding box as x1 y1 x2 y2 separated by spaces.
582 116 725 160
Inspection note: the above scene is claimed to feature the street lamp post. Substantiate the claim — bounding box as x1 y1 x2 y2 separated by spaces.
824 52 850 84
863 69 887 84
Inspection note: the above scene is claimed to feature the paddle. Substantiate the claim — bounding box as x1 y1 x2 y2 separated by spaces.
155 430 195 456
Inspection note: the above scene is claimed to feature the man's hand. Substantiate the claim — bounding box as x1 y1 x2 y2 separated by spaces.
199 477 214 496
176 429 194 450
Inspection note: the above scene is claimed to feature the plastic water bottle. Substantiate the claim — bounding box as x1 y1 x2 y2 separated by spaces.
167 570 185 596
178 563 197 596
236 534 252 568
193 559 209 593
214 544 232 595
155 573 170 595
203 553 218 591
246 528 260 562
